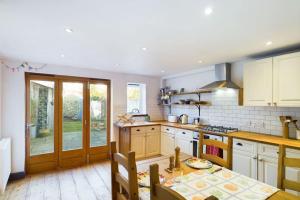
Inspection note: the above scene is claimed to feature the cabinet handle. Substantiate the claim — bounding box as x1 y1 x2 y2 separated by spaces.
252 156 257 160
190 141 193 143
258 158 264 162
166 129 169 131
236 142 243 146
182 132 186 135
151 128 155 130
137 129 140 132
267 102 271 106
273 102 277 106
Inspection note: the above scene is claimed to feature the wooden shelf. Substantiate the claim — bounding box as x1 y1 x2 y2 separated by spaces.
172 102 211 106
169 89 212 96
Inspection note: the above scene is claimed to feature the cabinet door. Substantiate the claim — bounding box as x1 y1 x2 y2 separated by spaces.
233 151 257 179
244 58 273 106
131 133 146 159
160 132 168 155
146 132 160 157
175 137 193 156
258 155 278 187
167 134 175 155
273 52 300 107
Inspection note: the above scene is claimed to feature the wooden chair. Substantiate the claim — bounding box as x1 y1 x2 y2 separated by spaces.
198 131 233 169
111 141 139 200
277 145 300 193
150 164 218 200
149 164 186 200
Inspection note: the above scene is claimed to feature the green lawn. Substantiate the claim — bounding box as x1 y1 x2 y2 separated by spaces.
63 120 82 132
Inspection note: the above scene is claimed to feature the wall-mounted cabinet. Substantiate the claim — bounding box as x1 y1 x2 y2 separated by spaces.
244 52 300 107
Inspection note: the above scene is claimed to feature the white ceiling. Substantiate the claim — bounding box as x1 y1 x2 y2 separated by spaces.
0 0 300 76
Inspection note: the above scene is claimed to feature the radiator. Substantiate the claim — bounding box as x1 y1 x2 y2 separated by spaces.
0 138 11 194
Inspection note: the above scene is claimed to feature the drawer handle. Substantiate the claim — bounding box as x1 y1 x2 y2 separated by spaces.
137 129 140 132
190 141 193 143
151 128 155 130
182 132 186 134
166 128 169 131
236 142 243 146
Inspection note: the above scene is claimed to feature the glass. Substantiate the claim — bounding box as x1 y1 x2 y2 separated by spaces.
90 83 107 147
62 82 83 151
127 84 141 113
29 80 55 156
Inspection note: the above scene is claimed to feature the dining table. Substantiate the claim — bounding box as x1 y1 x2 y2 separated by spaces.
136 154 300 200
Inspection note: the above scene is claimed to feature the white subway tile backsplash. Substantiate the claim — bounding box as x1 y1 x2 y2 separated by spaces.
164 90 300 138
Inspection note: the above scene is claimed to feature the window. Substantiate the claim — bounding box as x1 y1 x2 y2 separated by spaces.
127 83 146 114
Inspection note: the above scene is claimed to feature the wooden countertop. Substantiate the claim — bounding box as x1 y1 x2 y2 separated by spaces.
229 131 300 148
115 121 300 148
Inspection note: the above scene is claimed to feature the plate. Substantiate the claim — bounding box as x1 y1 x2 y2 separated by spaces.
185 158 213 169
137 171 165 187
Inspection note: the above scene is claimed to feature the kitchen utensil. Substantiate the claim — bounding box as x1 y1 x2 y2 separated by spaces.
280 116 292 138
193 117 201 125
168 115 178 123
178 114 188 124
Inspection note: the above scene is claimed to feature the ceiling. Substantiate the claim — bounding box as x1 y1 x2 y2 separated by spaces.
0 0 300 76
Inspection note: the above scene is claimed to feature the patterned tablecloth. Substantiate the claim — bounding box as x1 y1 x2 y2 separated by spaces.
138 165 279 200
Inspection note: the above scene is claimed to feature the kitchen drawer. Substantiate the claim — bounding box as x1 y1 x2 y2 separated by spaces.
145 125 161 133
286 148 300 158
161 126 175 134
233 139 257 155
175 129 193 140
258 144 279 158
131 127 146 135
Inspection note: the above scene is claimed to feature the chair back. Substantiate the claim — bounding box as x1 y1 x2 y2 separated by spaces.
277 145 300 193
198 131 232 169
150 164 185 200
111 141 139 200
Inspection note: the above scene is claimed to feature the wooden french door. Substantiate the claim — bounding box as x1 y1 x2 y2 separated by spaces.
26 73 111 173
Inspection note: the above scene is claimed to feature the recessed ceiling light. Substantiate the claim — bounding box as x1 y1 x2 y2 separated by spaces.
60 54 65 58
161 70 165 73
198 60 203 64
204 7 213 15
142 47 147 51
65 28 73 33
266 41 273 46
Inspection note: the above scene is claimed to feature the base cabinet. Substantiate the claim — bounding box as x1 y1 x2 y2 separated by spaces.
131 133 146 159
258 155 278 187
146 133 160 157
130 126 161 159
233 150 257 179
175 138 193 156
233 139 300 196
161 132 175 156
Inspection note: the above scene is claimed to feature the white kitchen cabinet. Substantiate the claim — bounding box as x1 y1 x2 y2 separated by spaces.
146 132 160 157
273 52 300 107
233 150 257 179
243 58 273 106
258 155 278 187
160 132 175 156
175 137 193 156
131 133 146 159
174 129 193 156
244 52 300 107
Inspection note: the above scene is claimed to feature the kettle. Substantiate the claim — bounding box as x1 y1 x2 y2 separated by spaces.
178 114 188 124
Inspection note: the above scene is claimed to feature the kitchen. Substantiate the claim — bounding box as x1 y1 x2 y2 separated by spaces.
116 51 300 198
1 1 300 200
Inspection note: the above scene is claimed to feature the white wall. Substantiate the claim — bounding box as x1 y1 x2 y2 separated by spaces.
1 59 163 173
163 61 300 138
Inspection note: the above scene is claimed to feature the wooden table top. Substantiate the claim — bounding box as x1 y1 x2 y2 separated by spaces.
136 154 300 200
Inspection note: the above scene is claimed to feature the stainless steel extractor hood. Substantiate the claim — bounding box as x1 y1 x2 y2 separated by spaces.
201 63 240 90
